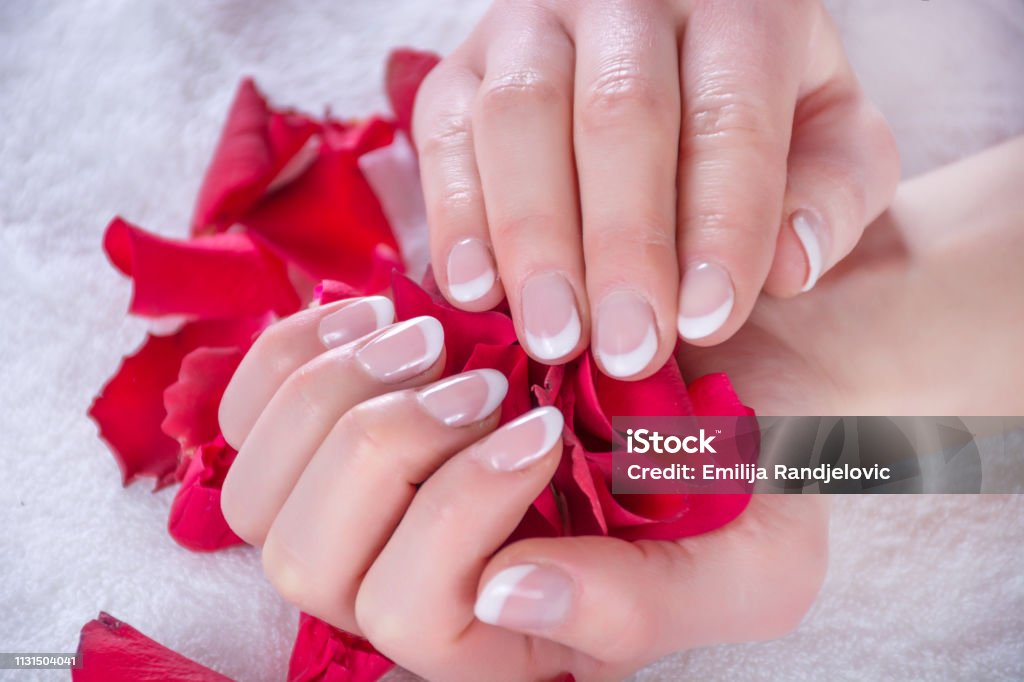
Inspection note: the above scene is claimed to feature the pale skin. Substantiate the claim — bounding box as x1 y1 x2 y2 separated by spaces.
415 0 899 380
218 136 1024 682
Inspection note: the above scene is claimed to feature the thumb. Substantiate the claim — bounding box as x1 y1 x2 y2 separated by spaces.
472 496 829 664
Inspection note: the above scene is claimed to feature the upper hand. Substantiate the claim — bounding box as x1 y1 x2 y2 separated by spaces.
414 0 898 379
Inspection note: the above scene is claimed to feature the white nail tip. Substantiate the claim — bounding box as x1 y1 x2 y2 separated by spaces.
474 564 537 625
677 292 734 340
449 269 496 303
416 316 446 363
470 369 509 423
363 296 396 329
524 311 581 361
792 214 823 292
597 323 658 378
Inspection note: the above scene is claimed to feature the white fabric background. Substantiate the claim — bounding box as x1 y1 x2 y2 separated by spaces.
2 1 1023 680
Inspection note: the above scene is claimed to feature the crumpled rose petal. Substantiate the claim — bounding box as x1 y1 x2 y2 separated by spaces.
288 614 394 682
162 347 246 451
392 272 517 374
168 436 244 552
191 78 320 234
385 48 441 142
104 217 301 319
571 352 694 448
240 117 402 291
687 372 756 417
89 318 266 487
74 612 230 682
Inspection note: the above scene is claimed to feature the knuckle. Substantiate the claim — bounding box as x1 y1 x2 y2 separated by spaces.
355 584 416 652
578 63 674 134
340 402 388 465
432 180 480 225
412 488 462 530
478 70 564 118
280 364 328 423
587 218 676 261
685 85 777 148
262 548 324 615
250 319 304 375
489 212 563 244
417 112 473 160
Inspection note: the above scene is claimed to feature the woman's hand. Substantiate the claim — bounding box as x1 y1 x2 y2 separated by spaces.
415 0 898 380
217 299 828 682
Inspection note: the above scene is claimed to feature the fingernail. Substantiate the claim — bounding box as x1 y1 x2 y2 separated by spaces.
475 406 563 471
417 369 508 427
521 273 581 361
474 564 573 630
594 290 658 378
677 261 734 340
318 296 395 348
355 316 444 383
447 238 497 303
790 209 828 292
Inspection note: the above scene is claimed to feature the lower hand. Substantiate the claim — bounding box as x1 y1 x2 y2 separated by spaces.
217 300 828 682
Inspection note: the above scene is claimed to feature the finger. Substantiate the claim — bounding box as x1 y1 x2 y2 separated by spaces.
260 369 508 632
355 407 565 681
218 296 394 448
473 9 588 364
474 495 829 664
675 0 811 344
573 1 681 379
220 316 445 545
764 65 900 294
414 60 504 311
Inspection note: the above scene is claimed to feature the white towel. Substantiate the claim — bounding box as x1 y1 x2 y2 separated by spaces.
1 1 1022 679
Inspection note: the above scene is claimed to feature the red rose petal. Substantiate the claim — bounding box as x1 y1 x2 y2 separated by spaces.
104 217 301 319
240 118 401 291
549 442 607 537
288 614 393 682
162 347 246 451
508 485 564 542
74 612 230 682
191 78 320 234
392 274 517 374
688 372 756 417
89 318 265 487
385 48 441 142
573 353 694 447
168 437 244 552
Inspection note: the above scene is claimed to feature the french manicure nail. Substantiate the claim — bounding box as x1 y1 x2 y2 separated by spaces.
447 238 497 303
475 406 563 472
318 296 395 348
355 316 444 383
474 564 573 630
417 369 508 427
790 209 828 292
594 290 658 378
521 273 581 361
677 261 734 340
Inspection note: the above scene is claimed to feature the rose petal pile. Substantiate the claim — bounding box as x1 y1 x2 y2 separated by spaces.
83 48 752 681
